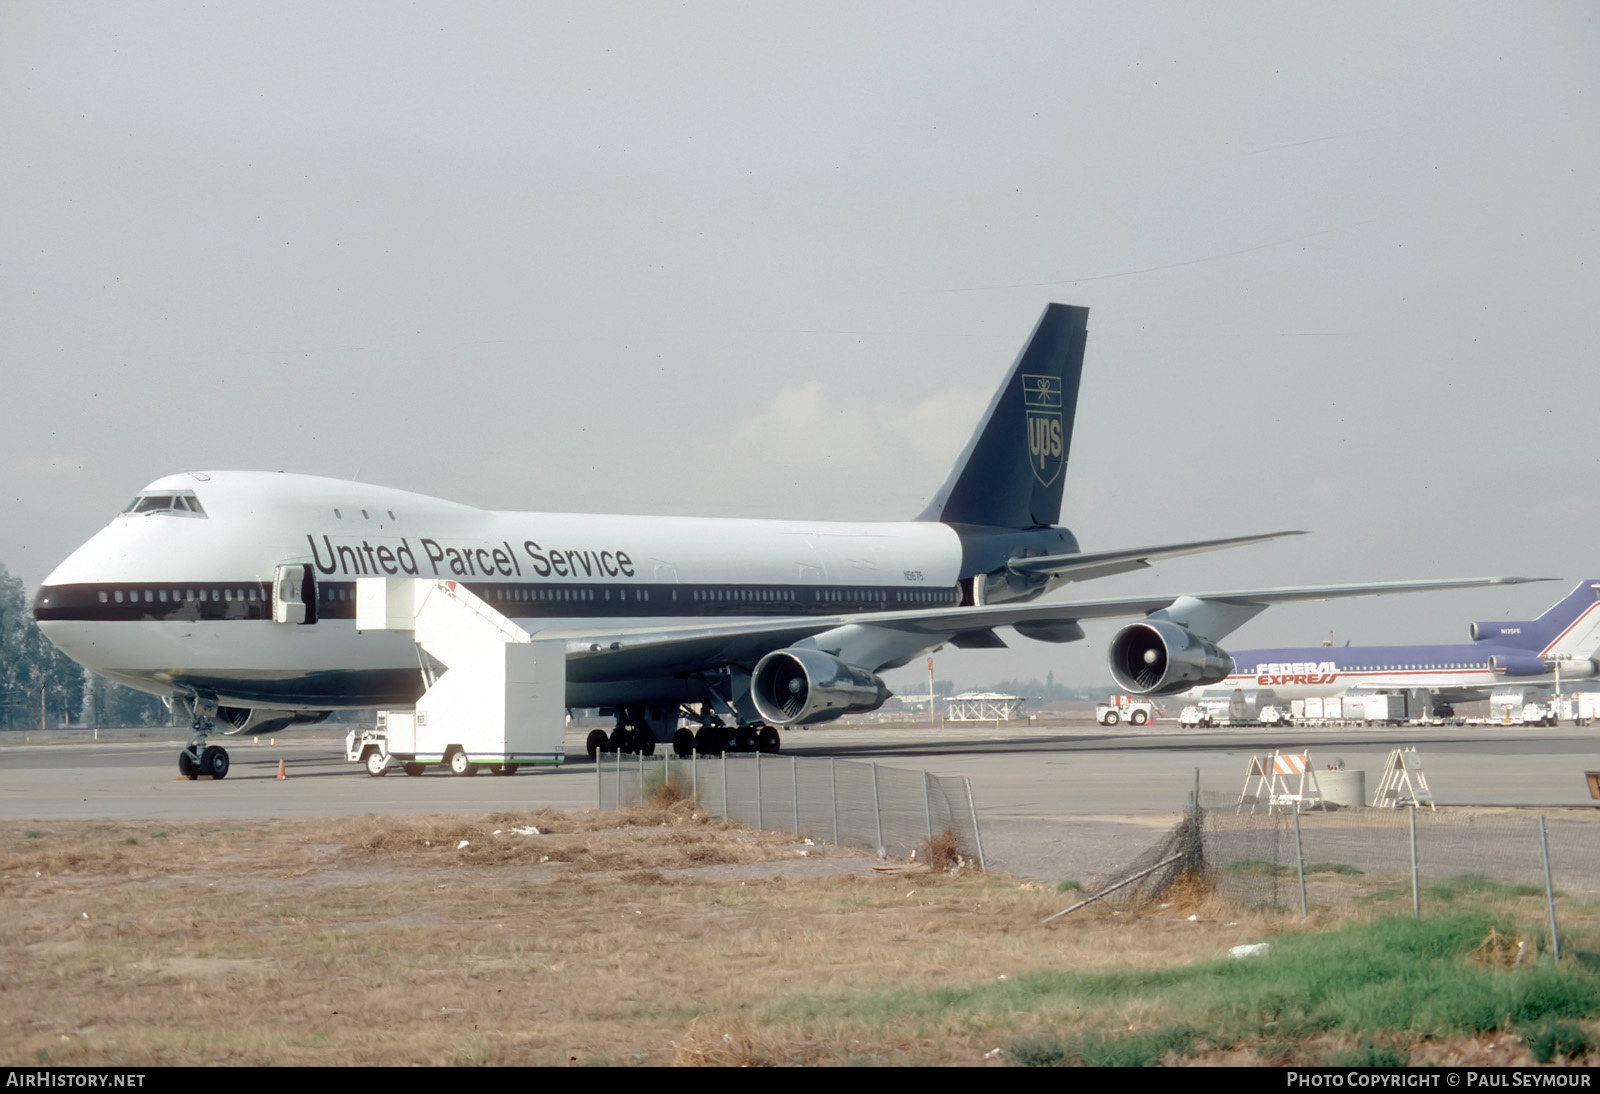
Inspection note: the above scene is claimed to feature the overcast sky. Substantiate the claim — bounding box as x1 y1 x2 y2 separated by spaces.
3 2 1597 692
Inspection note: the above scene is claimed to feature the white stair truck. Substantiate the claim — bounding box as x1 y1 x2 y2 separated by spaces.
348 578 567 776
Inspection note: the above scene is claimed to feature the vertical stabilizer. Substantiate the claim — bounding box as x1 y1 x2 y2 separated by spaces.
1471 580 1600 653
1537 580 1600 658
917 303 1088 528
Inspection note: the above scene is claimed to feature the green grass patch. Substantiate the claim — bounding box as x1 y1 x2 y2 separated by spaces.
1425 874 1545 902
770 913 1600 1060
1519 1018 1594 1064
1561 946 1600 974
1220 858 1291 878
1056 879 1082 892
1306 862 1363 876
1324 1038 1408 1067
1359 885 1413 905
1012 1025 1198 1067
1224 860 1361 878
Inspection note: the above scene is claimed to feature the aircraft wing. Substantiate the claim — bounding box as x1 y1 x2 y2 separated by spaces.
1006 531 1306 584
556 575 1547 681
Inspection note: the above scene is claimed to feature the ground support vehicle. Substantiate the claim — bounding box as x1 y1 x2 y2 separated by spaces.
1096 695 1157 726
1557 693 1600 726
347 579 567 776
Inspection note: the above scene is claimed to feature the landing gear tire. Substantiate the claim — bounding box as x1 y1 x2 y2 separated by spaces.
365 750 388 776
757 726 780 754
178 751 198 779
672 728 694 757
725 726 758 753
200 745 229 779
448 750 478 777
402 762 426 777
695 727 723 756
636 731 655 757
586 729 610 760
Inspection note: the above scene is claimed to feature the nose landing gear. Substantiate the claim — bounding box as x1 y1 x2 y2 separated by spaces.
176 696 230 780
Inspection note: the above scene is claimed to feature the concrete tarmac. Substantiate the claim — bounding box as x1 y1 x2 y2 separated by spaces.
2 719 1595 883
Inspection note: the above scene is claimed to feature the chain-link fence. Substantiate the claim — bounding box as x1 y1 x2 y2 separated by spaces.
1197 792 1600 913
596 751 985 867
1058 789 1600 960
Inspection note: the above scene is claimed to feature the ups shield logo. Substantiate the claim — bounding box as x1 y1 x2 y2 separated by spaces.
1022 373 1064 487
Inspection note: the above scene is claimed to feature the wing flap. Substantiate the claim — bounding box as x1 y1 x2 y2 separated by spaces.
1006 531 1305 583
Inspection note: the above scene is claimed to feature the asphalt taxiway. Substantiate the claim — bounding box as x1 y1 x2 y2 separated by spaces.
2 719 1595 882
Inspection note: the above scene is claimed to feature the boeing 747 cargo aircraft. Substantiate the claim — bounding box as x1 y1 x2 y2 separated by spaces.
32 305 1533 776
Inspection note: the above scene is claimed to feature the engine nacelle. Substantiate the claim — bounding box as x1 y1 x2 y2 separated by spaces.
1108 620 1232 696
1489 653 1545 677
1471 620 1533 642
751 648 891 727
218 707 331 735
1490 654 1598 678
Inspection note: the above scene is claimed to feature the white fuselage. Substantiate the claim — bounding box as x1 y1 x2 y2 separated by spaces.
35 471 966 710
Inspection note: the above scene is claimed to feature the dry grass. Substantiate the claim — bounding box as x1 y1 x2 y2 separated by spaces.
923 828 962 872
2 808 1594 1066
1469 927 1535 969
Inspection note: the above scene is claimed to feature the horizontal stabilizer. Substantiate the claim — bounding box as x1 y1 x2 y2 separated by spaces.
1007 531 1305 584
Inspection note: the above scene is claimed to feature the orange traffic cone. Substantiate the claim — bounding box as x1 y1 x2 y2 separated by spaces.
276 759 286 780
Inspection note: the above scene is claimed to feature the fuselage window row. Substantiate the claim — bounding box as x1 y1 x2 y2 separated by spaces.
66 580 956 621
103 587 258 604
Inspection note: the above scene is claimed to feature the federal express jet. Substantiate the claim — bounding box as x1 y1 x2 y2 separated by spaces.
1186 580 1600 719
32 304 1533 778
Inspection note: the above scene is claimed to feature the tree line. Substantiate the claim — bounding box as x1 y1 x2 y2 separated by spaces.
981 672 1100 702
0 562 170 729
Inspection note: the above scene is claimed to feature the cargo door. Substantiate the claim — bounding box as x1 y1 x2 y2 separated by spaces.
273 564 317 624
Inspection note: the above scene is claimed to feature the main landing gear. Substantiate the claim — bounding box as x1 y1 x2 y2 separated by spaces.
585 704 782 760
176 696 229 780
689 721 781 757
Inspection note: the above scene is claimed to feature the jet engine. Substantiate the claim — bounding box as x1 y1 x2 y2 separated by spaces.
751 648 891 726
1108 620 1232 696
1489 654 1598 679
1470 621 1532 642
218 707 332 735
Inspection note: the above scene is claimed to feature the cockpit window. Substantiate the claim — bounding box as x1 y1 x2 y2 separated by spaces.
121 491 206 517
